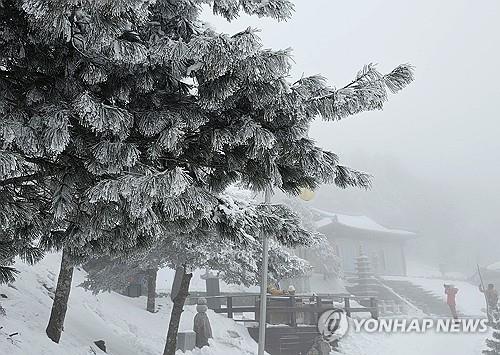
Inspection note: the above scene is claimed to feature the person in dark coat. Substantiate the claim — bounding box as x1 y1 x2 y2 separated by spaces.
479 283 499 322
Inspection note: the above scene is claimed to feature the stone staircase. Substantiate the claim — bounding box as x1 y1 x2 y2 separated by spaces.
379 278 452 317
345 275 405 309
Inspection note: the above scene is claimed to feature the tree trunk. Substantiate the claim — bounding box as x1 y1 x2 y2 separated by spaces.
163 267 193 355
46 247 74 343
146 268 158 313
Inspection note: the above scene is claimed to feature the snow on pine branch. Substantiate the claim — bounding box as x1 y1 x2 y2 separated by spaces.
0 151 24 181
83 231 311 293
86 167 192 215
82 187 314 292
216 186 314 247
334 165 372 189
240 0 295 21
87 141 141 175
81 177 314 258
0 266 18 284
210 0 295 22
383 64 415 93
74 92 133 140
21 0 153 46
295 63 414 121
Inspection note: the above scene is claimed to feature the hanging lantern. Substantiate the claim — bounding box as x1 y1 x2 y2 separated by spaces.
298 187 315 201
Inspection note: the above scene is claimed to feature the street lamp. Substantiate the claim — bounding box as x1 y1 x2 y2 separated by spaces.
298 187 316 202
258 186 315 355
258 187 272 355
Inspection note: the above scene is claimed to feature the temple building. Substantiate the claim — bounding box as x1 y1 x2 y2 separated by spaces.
313 208 416 276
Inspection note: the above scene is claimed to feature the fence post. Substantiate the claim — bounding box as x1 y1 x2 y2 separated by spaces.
344 297 351 317
227 296 233 319
379 300 386 316
255 296 260 322
289 296 297 327
370 297 379 320
316 295 322 308
314 295 322 323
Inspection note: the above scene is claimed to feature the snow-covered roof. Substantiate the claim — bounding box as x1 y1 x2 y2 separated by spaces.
487 261 500 271
313 208 416 237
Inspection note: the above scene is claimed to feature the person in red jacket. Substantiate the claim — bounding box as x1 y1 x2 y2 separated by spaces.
444 284 459 319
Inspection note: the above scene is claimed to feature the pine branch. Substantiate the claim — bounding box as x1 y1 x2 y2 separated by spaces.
334 165 372 189
1 0 415 287
302 64 414 121
0 266 18 284
0 173 43 186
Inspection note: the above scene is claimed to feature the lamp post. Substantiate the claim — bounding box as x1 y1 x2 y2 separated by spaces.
257 186 315 355
258 187 271 355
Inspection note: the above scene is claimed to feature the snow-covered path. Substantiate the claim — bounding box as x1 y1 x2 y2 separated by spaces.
339 274 491 355
339 328 489 355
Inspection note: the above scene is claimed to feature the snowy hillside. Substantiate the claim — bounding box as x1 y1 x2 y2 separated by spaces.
0 254 263 355
0 254 493 355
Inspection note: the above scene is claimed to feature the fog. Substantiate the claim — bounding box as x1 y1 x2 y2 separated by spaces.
203 0 500 273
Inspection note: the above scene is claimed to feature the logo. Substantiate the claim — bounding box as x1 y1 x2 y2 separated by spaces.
317 308 349 342
351 318 489 333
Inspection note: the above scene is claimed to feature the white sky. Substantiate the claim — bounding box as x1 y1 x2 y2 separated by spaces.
202 0 500 186
201 0 500 266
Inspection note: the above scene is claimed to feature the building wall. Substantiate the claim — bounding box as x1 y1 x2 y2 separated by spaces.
317 221 410 277
335 238 407 276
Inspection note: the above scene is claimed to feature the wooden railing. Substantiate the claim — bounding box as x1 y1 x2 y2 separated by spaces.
189 293 379 326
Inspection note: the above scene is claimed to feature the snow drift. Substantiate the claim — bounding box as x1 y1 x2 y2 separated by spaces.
0 253 263 355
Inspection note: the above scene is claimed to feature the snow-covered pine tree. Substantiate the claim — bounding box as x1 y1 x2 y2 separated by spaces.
83 187 314 353
0 0 414 349
278 196 342 279
484 318 500 355
82 188 314 296
0 185 46 283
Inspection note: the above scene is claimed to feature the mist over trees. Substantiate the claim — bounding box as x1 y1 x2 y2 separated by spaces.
1 0 413 353
310 153 499 272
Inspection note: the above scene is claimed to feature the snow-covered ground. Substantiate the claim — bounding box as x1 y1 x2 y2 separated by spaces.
339 326 489 355
0 254 493 355
0 253 264 355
